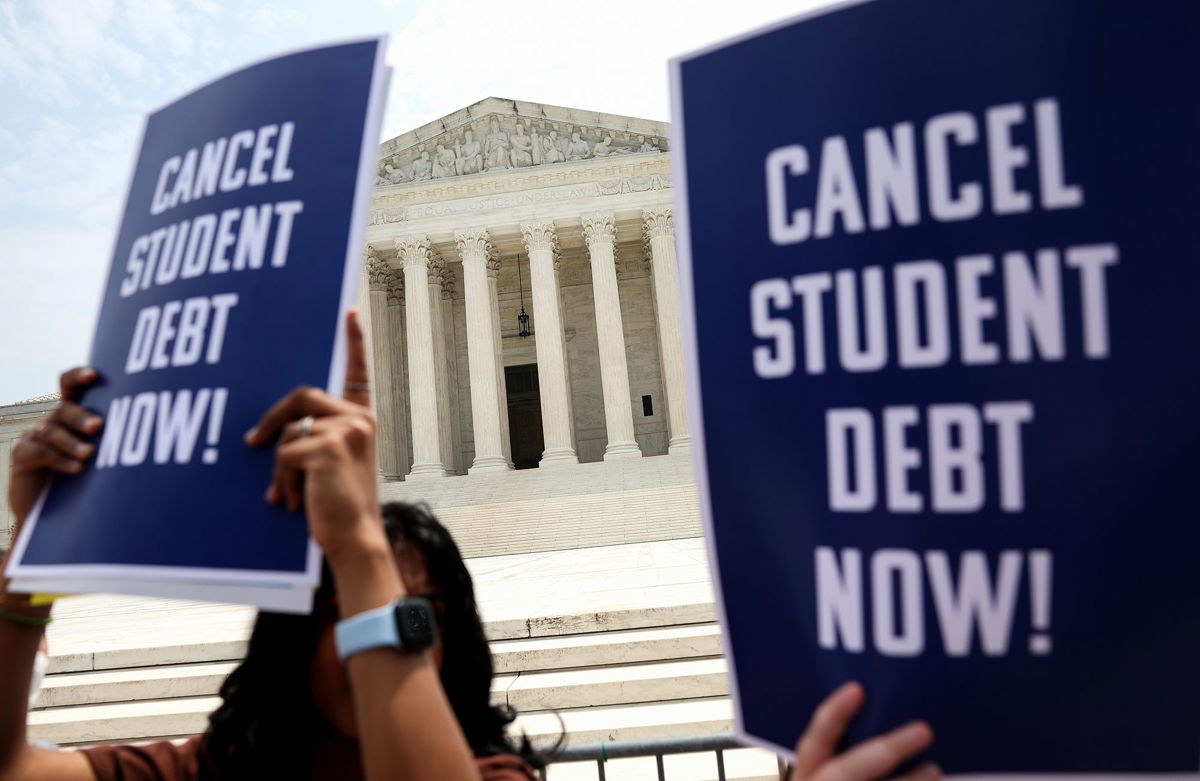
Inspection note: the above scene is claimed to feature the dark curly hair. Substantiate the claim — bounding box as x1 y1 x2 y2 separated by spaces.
203 501 539 778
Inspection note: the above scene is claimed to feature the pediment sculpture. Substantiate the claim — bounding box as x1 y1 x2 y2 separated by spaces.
377 115 667 186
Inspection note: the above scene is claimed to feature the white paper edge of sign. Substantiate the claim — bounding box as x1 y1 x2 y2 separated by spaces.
11 577 314 615
668 0 1200 775
4 36 393 605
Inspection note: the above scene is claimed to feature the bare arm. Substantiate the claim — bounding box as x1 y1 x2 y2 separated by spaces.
247 309 479 781
0 369 99 781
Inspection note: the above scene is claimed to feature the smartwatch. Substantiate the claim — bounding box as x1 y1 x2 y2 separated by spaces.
334 597 437 662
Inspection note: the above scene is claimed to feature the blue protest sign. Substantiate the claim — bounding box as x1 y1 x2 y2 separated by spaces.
672 0 1200 772
7 39 389 610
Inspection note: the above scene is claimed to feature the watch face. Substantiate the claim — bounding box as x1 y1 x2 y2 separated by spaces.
396 599 436 649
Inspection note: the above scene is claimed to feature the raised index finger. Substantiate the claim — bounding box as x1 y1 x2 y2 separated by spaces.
342 308 371 409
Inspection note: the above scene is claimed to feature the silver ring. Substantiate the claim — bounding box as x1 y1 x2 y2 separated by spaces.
345 381 370 391
297 415 314 438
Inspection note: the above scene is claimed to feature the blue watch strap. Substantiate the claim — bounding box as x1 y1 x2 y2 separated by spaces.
335 601 402 662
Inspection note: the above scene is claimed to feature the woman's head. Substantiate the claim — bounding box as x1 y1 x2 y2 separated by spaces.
204 502 532 777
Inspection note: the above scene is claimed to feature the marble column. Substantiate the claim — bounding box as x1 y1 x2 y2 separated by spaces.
357 249 379 424
456 229 511 472
367 252 403 479
582 213 641 459
0 440 12 542
643 208 691 452
487 257 513 465
440 270 465 475
521 220 578 466
396 236 447 478
428 259 458 474
385 272 412 479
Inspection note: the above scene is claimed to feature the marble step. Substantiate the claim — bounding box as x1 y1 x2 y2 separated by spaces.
34 661 238 709
46 603 717 674
497 657 729 712
38 652 727 729
27 696 221 746
546 748 783 781
491 623 721 674
32 692 744 750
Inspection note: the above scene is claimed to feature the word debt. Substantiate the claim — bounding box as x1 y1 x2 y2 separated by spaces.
119 201 303 297
751 243 1117 378
96 388 229 468
827 402 1033 513
815 547 1054 657
125 294 238 374
151 123 296 216
766 98 1081 245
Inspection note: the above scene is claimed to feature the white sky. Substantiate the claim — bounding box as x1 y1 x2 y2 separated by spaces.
0 0 828 405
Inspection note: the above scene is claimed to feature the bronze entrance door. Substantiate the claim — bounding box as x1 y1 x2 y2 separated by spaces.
505 364 544 469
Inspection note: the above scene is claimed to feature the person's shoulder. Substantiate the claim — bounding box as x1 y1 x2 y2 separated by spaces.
81 735 207 781
475 752 539 781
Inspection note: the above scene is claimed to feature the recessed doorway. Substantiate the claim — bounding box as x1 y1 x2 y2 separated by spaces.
505 364 544 469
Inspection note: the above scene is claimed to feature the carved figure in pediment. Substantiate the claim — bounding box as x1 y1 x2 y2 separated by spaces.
484 120 511 171
432 143 456 178
565 131 591 161
541 130 565 164
592 133 614 158
510 122 534 167
382 162 409 184
456 130 483 175
411 151 433 180
638 135 661 153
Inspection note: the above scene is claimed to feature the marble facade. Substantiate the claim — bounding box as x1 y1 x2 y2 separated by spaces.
363 97 690 480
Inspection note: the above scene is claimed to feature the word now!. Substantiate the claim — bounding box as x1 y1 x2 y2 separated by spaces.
96 388 229 468
816 546 1053 657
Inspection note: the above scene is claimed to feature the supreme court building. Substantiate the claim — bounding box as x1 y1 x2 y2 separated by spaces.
359 97 688 480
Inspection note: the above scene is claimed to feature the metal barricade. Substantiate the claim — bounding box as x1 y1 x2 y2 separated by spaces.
540 733 790 780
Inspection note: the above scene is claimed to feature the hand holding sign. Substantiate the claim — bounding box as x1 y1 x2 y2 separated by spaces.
246 309 382 564
791 683 936 781
8 369 103 527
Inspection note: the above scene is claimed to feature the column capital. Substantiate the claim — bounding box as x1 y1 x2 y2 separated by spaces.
385 269 404 305
454 227 494 261
581 212 617 247
486 256 502 278
395 235 434 268
520 220 560 262
426 255 447 286
641 207 675 240
367 250 391 292
440 267 456 300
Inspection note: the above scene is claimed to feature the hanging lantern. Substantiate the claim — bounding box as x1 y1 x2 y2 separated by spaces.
515 253 531 338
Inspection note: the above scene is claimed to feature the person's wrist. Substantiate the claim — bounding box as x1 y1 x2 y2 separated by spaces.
325 516 392 572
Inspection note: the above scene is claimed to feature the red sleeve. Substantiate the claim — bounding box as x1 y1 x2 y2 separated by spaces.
476 753 539 780
81 736 205 781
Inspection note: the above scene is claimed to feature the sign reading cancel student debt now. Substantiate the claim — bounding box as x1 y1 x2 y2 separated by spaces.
6 39 390 614
672 0 1200 773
